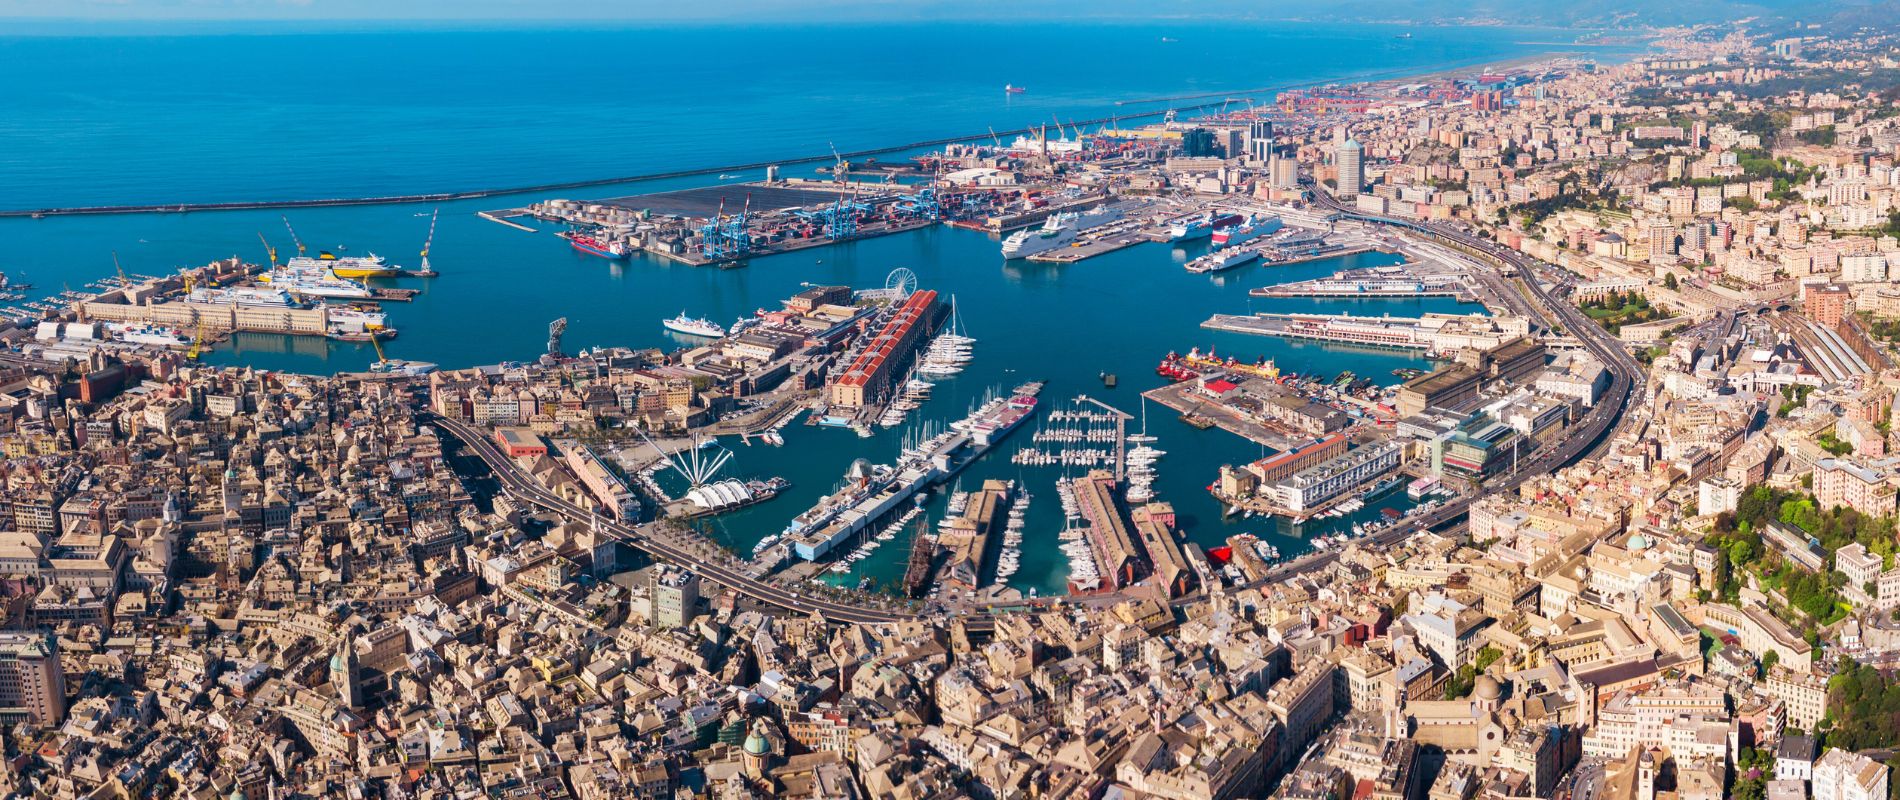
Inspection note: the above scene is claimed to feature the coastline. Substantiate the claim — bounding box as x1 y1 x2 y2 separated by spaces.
0 44 1644 220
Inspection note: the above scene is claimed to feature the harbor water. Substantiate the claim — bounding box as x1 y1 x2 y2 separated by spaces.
0 20 1576 596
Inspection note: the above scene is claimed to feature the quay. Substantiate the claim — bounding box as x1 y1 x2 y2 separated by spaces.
1140 381 1308 451
1203 312 1432 351
1251 263 1472 299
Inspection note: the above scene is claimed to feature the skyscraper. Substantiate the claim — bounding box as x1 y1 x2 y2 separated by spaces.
0 632 65 726
1248 119 1275 164
1335 138 1364 198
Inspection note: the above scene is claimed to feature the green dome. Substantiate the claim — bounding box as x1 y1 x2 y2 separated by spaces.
743 722 770 756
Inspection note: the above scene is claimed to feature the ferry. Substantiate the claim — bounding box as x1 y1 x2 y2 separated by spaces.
1005 84 1027 94
108 323 191 348
1001 207 1123 259
1167 215 1214 242
259 267 373 299
664 313 726 338
323 304 391 336
1184 247 1262 274
286 253 399 279
561 230 631 260
188 286 300 308
1211 215 1284 249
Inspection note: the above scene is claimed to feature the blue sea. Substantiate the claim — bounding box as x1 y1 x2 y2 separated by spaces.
0 21 1631 596
0 21 1615 209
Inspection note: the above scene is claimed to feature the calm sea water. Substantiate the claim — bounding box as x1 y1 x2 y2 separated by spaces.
0 21 1602 596
0 21 1606 209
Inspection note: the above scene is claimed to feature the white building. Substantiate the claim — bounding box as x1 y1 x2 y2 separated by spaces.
1813 748 1888 800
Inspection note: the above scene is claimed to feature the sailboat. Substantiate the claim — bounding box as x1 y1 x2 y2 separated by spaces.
1126 396 1158 443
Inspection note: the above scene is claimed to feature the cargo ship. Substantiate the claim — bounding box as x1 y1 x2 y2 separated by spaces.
286 253 399 279
664 313 726 338
1184 247 1262 274
258 267 373 300
561 230 631 260
1211 215 1284 249
1001 207 1122 259
786 382 1042 560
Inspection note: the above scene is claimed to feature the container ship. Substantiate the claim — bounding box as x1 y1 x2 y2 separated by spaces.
1211 215 1284 249
664 313 726 338
1001 207 1122 259
286 253 399 279
258 267 373 300
1184 247 1262 274
786 382 1042 560
561 230 631 260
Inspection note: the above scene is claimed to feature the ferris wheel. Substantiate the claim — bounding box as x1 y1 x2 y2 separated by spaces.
885 267 918 297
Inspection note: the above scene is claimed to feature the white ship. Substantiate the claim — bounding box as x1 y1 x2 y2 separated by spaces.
259 266 373 299
1000 206 1123 259
323 305 389 335
371 359 438 376
663 313 726 338
1184 247 1262 274
188 286 300 308
108 323 191 348
1211 214 1284 249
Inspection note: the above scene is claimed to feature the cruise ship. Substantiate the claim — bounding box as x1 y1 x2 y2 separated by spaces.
1184 247 1262 274
663 313 726 338
188 286 300 308
258 267 373 299
1001 207 1122 259
786 382 1043 560
286 253 399 279
1211 214 1284 249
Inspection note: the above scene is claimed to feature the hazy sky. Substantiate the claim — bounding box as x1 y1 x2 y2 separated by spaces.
0 0 1822 24
0 0 1022 20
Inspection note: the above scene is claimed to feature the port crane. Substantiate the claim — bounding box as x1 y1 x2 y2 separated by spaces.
257 232 278 269
281 216 308 258
828 142 848 184
110 251 130 289
369 330 391 368
187 318 205 360
417 208 439 276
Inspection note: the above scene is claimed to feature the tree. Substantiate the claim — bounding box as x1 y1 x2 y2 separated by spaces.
1762 650 1780 674
1663 272 1678 290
